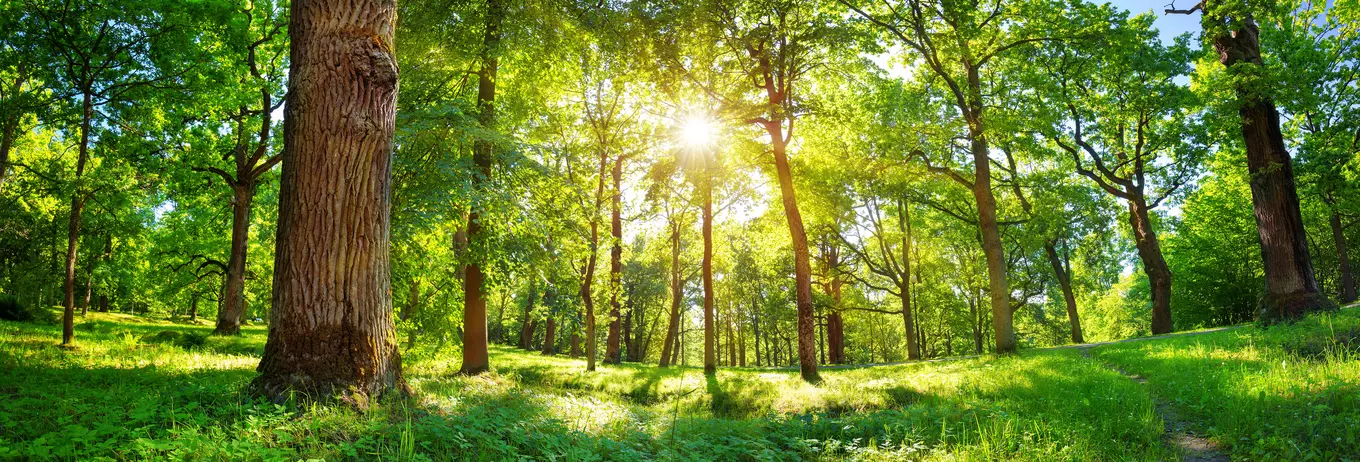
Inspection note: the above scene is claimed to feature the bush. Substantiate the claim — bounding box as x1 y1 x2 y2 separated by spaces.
141 330 209 350
0 296 60 324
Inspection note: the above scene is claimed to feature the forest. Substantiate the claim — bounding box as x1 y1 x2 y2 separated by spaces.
1 0 1359 459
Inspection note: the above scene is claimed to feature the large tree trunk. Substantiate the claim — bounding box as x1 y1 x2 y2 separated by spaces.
1128 200 1173 334
253 0 405 406
1045 242 1084 343
215 183 256 335
604 154 624 364
659 226 682 367
1332 211 1356 303
1205 14 1332 320
460 0 503 376
702 180 716 374
61 91 93 347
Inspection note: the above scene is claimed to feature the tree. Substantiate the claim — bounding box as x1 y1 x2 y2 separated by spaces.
192 2 287 336
842 0 1065 353
460 0 505 376
253 0 406 405
1030 13 1199 335
1167 0 1334 321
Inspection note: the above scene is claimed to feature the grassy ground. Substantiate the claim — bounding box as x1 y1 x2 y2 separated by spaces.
0 307 1356 461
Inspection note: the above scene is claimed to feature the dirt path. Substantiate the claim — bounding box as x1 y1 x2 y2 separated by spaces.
1076 346 1229 462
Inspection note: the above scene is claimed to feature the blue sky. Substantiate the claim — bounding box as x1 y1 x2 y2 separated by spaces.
1107 0 1203 42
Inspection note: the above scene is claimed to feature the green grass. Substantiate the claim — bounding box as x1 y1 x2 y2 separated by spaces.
1091 305 1360 460
2 308 1356 460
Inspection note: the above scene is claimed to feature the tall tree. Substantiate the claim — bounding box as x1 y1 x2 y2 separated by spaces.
195 3 287 336
460 0 505 376
1168 1 1333 320
842 0 1063 353
253 0 406 405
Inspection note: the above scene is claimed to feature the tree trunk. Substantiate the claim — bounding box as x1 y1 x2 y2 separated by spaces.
622 303 634 362
1045 242 1084 343
1126 199 1173 334
900 199 920 360
604 153 624 364
253 0 405 405
215 183 256 335
659 226 682 367
519 285 537 349
1205 14 1332 320
765 124 819 381
1332 211 1356 303
702 179 716 375
964 66 1015 354
61 91 93 347
542 317 556 355
460 0 503 375
189 292 200 321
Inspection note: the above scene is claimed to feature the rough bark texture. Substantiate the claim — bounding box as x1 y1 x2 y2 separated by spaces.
604 153 624 364
1205 14 1333 321
1128 200 1173 334
253 0 406 406
1044 243 1084 343
1332 211 1356 303
460 0 503 375
541 317 556 355
960 65 1015 354
702 180 715 375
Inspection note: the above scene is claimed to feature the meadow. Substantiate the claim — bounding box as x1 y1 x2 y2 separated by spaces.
2 306 1358 460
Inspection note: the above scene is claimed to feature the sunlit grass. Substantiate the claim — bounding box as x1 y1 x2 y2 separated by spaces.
14 308 1360 459
1092 304 1360 459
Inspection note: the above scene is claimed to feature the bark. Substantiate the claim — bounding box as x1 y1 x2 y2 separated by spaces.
900 200 920 360
569 330 582 357
967 121 1015 353
622 303 634 361
189 293 200 321
1206 14 1332 320
214 183 256 335
1044 242 1084 343
702 179 716 375
519 285 537 349
541 317 557 355
765 118 819 382
1128 200 1173 334
1332 211 1356 303
253 0 405 405
658 225 682 367
61 91 93 347
460 0 503 375
604 153 624 364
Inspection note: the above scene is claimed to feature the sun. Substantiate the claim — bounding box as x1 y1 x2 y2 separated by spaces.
681 115 716 148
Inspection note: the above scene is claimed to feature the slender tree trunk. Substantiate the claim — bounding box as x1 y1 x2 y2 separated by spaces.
0 112 17 192
604 153 624 364
900 199 920 359
61 91 93 347
253 0 405 405
765 125 819 381
215 183 256 335
189 292 200 322
1332 211 1356 303
702 179 716 375
1045 242 1084 343
459 0 503 375
752 308 762 367
963 66 1015 354
519 283 537 349
659 226 682 367
1204 14 1332 320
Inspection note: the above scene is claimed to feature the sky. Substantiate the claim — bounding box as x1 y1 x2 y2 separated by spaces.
1108 0 1204 43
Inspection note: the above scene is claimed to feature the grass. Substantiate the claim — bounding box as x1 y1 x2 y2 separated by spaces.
1091 305 1360 460
1 307 1356 460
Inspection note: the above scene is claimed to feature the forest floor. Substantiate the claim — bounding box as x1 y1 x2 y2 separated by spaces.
1 306 1358 461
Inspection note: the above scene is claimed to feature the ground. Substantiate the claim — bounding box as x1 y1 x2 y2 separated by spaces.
1 307 1358 461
